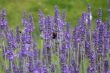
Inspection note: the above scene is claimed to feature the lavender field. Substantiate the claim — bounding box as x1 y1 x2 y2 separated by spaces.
0 0 110 73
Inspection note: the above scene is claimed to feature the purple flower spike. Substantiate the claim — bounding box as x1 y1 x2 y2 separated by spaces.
51 64 55 73
87 4 92 29
96 8 103 29
104 60 109 73
27 14 35 32
98 8 102 20
1 9 6 17
0 9 8 31
22 11 27 27
54 5 60 25
16 26 21 44
62 10 66 23
38 10 45 32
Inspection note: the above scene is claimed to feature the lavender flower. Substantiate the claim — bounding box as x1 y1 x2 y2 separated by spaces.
0 2 110 73
0 9 8 31
51 64 55 73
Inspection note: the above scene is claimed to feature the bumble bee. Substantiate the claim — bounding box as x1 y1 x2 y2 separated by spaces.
52 32 57 39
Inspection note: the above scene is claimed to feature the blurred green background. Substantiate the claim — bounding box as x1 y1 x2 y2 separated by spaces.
0 0 108 34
